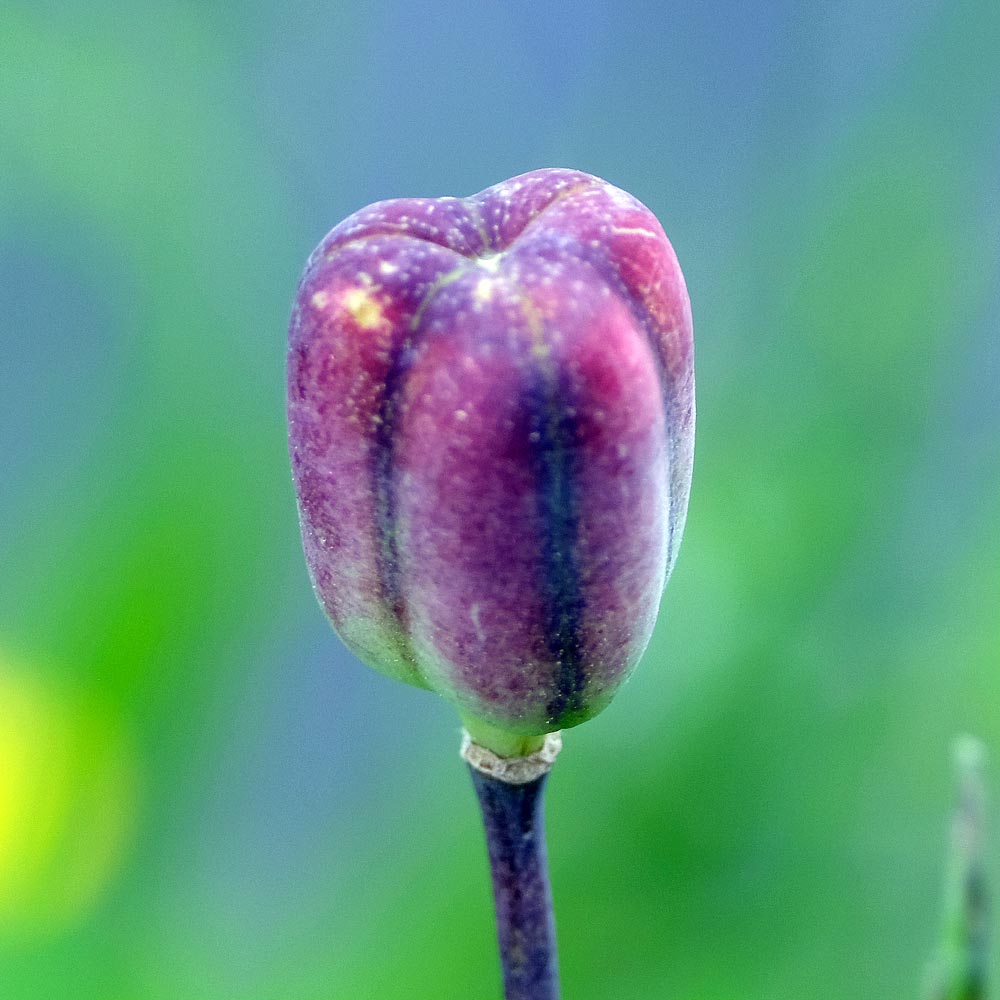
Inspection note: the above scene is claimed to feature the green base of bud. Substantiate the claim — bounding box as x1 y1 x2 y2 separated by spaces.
460 714 547 759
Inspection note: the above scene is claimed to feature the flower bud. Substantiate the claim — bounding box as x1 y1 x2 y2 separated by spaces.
287 169 694 754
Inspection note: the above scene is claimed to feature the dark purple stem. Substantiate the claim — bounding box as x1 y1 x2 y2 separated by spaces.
469 766 560 1000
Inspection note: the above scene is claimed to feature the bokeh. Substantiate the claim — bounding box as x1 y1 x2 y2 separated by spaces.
2 2 998 998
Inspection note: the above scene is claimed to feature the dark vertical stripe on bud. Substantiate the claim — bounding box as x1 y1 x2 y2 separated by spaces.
616 295 678 562
525 368 587 725
371 265 468 634
372 337 414 625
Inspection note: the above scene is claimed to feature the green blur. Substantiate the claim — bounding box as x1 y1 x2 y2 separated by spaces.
2 2 998 998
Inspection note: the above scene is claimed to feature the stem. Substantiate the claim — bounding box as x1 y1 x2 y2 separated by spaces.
467 748 561 1000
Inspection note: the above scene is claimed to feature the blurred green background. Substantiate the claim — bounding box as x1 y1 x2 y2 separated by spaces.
2 2 998 997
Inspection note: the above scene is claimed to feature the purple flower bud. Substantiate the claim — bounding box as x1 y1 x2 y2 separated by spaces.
288 169 694 751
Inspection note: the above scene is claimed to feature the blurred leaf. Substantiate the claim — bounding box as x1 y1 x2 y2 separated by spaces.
924 737 990 1000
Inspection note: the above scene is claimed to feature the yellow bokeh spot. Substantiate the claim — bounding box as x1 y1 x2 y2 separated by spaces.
0 654 138 937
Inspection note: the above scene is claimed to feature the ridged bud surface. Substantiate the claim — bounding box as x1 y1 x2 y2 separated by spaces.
288 169 694 741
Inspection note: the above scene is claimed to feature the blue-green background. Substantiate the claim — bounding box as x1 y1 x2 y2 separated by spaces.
2 2 998 997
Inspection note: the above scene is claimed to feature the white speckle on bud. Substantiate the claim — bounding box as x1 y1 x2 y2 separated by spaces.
470 602 485 643
474 277 495 304
610 226 659 240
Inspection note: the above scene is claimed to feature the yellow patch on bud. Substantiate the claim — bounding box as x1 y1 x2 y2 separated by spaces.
342 287 384 329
